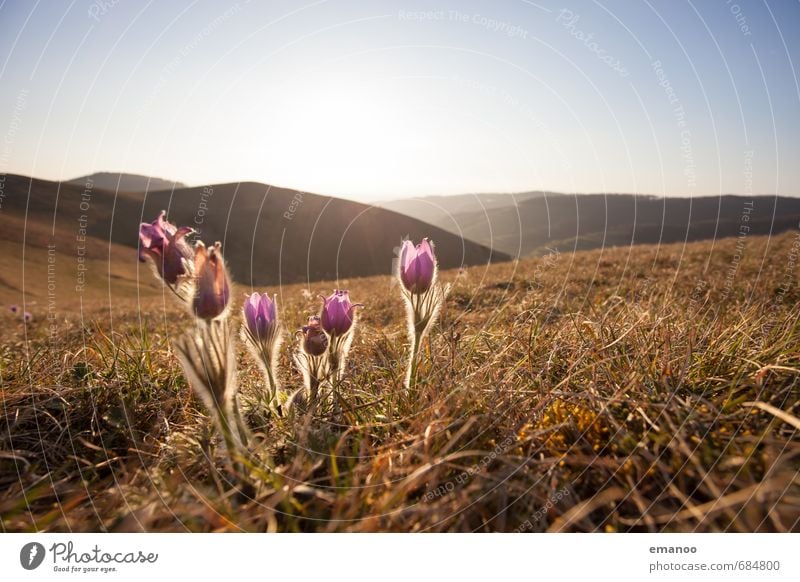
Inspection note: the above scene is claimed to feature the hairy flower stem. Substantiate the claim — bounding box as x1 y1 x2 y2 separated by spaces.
326 332 358 422
216 403 246 476
175 319 250 480
327 333 351 380
405 292 427 390
231 395 249 449
264 363 278 406
407 328 423 391
309 374 321 404
329 349 341 379
253 342 279 411
401 283 448 391
298 352 326 408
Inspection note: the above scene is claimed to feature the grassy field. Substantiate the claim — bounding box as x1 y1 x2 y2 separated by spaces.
1 231 799 532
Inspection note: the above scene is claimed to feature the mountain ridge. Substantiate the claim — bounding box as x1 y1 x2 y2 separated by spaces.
382 192 800 257
0 175 507 300
68 172 187 192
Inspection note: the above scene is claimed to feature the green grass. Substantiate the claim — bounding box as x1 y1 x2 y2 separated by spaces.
1 232 799 532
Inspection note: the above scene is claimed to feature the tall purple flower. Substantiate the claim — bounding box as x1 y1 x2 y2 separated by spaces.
399 238 436 294
192 241 230 320
320 290 361 337
396 238 448 389
242 292 283 409
9 305 18 314
317 290 362 382
138 210 194 286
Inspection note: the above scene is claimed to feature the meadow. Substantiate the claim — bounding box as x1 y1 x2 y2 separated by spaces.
1 230 799 532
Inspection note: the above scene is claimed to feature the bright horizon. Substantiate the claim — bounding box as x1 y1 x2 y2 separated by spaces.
1 0 799 202
53 170 796 204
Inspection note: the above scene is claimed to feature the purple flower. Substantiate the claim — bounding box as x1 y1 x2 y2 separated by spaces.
192 241 230 320
9 305 18 314
23 311 32 323
320 290 361 336
138 210 194 285
301 316 328 356
399 238 436 294
244 292 278 342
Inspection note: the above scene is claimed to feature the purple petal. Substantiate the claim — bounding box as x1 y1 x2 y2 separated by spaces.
244 293 259 336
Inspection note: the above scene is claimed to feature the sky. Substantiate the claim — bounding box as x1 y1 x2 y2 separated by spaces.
0 0 798 201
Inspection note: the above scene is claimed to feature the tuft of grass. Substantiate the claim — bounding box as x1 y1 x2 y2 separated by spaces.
1 232 799 532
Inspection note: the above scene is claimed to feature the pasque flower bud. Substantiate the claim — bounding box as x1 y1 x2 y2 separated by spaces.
138 210 194 285
320 290 361 336
399 238 436 294
244 292 278 343
242 292 283 411
302 316 328 356
192 241 230 320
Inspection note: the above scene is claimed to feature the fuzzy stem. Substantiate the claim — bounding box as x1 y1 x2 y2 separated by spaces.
329 345 340 379
216 406 246 478
407 327 423 390
258 342 278 409
264 359 278 405
231 394 249 449
307 355 322 404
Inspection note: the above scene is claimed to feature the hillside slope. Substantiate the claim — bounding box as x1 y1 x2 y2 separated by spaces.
383 192 800 257
377 191 557 226
0 175 507 293
68 172 186 192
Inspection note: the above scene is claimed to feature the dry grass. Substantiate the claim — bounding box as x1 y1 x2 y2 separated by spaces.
1 231 799 532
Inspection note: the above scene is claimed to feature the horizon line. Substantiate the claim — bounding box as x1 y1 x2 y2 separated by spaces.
4 169 796 201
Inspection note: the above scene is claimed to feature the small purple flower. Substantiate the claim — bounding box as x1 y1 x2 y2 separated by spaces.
396 237 448 390
192 241 230 320
244 292 278 342
9 305 18 314
399 238 436 294
23 311 33 323
242 291 283 406
138 210 194 285
320 290 361 336
301 316 328 356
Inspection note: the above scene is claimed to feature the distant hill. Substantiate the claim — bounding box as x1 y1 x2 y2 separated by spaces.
68 172 186 192
0 176 507 304
381 192 800 257
378 191 558 229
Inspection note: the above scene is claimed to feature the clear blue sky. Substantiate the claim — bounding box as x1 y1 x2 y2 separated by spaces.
0 0 798 201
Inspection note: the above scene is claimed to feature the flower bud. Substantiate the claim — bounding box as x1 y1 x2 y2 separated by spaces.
192 241 230 320
138 210 194 285
320 290 361 336
399 238 436 294
243 292 278 343
301 316 328 356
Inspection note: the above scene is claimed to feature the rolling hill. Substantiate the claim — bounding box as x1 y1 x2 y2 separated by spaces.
0 175 507 308
68 172 187 192
382 192 800 257
377 191 558 227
